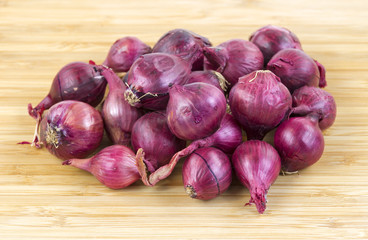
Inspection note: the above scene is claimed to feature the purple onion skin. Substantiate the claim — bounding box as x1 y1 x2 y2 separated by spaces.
124 53 191 110
39 100 104 160
232 140 281 214
274 116 325 172
292 86 336 130
167 82 226 141
131 111 186 173
267 49 326 93
28 62 106 119
187 70 228 92
249 25 302 65
183 147 232 200
103 36 152 72
204 39 264 88
100 67 143 145
63 145 141 189
152 29 211 71
229 70 292 140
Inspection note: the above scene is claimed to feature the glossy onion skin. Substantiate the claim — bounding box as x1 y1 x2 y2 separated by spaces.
232 140 281 214
101 67 143 145
125 53 191 110
182 147 232 200
103 36 152 72
292 86 337 130
39 100 104 160
131 111 186 172
274 117 325 172
29 62 107 119
63 145 141 189
152 29 211 71
267 49 325 93
186 70 227 92
167 82 226 141
229 70 292 140
203 39 264 88
249 25 302 65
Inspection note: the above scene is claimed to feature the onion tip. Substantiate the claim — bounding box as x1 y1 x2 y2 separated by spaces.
185 185 197 198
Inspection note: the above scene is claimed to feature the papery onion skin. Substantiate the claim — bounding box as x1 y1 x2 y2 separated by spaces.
274 116 325 172
28 62 106 119
131 111 186 173
232 140 281 214
203 39 264 88
187 70 229 92
62 145 142 189
249 25 302 65
124 53 191 110
100 67 143 145
103 36 152 72
267 49 326 93
39 100 104 160
229 70 292 140
182 147 232 200
152 29 211 71
292 86 336 130
167 82 226 141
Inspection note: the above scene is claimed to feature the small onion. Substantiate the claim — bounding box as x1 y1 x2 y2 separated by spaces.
229 70 292 140
124 53 191 110
274 116 325 172
186 70 229 92
267 48 326 93
232 140 281 214
183 147 232 200
249 25 302 65
63 145 143 189
103 36 152 72
203 39 264 88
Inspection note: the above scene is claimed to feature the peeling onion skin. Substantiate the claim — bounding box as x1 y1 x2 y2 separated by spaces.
203 39 264 88
182 147 232 200
249 25 302 66
232 140 281 214
267 48 326 93
124 53 191 110
100 67 143 145
131 111 186 173
292 86 337 130
274 116 325 172
229 70 292 140
103 36 152 73
39 100 104 160
152 29 211 71
167 82 227 141
63 145 142 189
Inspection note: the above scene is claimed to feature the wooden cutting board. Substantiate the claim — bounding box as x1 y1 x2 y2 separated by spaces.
1 0 367 239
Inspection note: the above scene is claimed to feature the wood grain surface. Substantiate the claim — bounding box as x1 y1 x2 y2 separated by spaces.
1 0 368 239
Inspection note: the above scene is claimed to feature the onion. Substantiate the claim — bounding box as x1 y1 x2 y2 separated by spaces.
203 39 264 88
103 36 152 72
292 86 337 130
167 82 226 141
274 116 325 172
28 61 106 120
152 29 211 70
182 147 232 200
137 114 242 186
62 145 143 189
35 100 104 160
131 111 186 173
232 140 281 214
249 25 302 65
124 53 191 110
229 70 292 140
267 48 326 93
186 70 229 92
100 67 143 145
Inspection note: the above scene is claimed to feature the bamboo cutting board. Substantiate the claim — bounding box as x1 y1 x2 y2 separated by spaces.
1 0 368 239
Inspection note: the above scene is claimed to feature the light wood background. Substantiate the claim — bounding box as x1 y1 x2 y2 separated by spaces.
1 0 368 239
